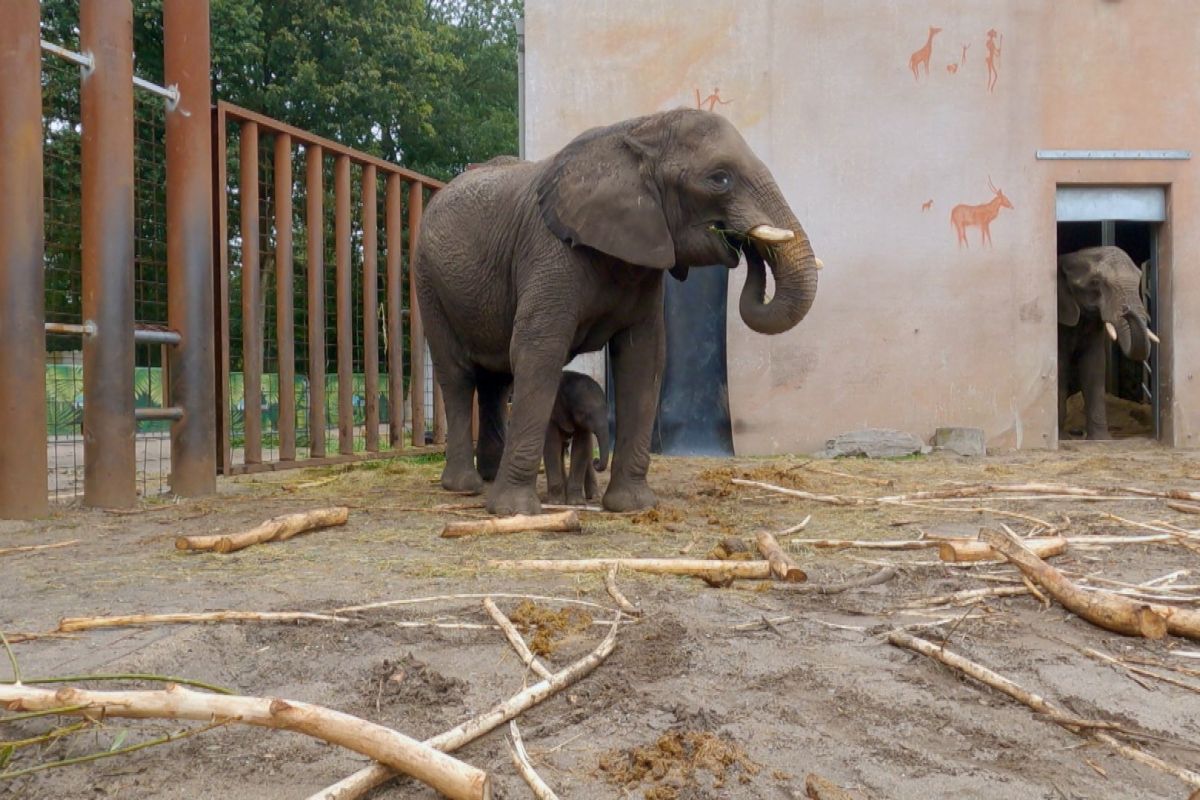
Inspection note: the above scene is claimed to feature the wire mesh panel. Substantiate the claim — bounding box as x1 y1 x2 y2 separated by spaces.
215 103 444 474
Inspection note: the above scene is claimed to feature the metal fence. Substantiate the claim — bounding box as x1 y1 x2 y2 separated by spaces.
0 0 446 518
213 103 446 475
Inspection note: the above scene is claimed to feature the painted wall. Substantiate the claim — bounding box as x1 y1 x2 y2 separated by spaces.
524 0 1200 453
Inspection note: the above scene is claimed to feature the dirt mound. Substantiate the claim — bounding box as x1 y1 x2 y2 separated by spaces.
598 730 761 799
359 653 466 710
509 600 593 656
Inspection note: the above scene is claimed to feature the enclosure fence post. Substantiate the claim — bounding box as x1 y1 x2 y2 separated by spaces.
335 154 353 455
408 182 426 446
385 173 405 449
362 164 380 452
306 145 326 458
164 0 216 496
0 0 49 519
239 121 262 465
275 132 296 461
81 0 136 509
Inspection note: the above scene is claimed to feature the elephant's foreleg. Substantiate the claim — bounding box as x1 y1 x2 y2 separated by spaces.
1081 334 1111 440
585 460 600 501
543 426 566 503
475 370 511 482
566 430 592 506
486 312 572 516
603 308 664 512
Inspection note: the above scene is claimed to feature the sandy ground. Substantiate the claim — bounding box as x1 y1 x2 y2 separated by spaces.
4 442 1200 799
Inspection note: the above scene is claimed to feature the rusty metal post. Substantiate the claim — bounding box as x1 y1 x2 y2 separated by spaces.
408 183 426 446
362 164 379 452
239 121 262 464
211 105 232 472
274 133 295 461
0 0 49 518
164 0 216 496
305 145 325 458
81 0 136 508
385 173 405 449
335 155 353 455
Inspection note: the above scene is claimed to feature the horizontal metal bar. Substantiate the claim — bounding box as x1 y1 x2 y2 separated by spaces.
1037 149 1190 161
133 327 182 345
40 39 94 72
224 446 446 475
45 321 98 337
135 407 183 422
217 101 445 188
132 75 179 109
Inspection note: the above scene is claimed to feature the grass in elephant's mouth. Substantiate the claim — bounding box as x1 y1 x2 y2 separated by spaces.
708 223 745 257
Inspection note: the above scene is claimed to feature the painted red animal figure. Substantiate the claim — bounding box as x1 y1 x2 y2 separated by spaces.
909 26 942 80
950 178 1013 248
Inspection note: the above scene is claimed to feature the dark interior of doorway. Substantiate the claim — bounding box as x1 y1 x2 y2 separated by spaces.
1056 220 1159 439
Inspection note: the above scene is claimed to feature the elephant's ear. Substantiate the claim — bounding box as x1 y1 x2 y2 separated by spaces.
537 121 675 270
1057 270 1080 326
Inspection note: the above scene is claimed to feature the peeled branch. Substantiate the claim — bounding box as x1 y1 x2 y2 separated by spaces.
441 511 580 539
979 527 1169 639
937 535 1066 563
0 682 490 800
755 531 808 582
175 507 349 554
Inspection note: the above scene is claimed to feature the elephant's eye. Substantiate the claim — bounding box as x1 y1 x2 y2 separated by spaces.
707 170 733 192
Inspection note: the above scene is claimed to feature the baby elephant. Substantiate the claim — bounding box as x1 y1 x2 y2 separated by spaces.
544 371 611 505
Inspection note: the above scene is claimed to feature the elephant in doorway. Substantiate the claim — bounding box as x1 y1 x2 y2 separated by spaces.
1058 246 1159 440
414 109 821 515
544 370 610 505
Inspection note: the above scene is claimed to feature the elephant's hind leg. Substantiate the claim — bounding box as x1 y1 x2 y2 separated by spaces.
420 293 484 493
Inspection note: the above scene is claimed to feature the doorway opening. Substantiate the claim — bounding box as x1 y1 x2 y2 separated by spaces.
1056 191 1162 441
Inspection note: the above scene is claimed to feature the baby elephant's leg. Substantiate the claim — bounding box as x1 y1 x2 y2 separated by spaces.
566 430 592 506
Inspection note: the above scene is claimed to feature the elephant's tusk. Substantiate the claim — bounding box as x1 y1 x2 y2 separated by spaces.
1148 330 1161 344
814 257 824 270
747 224 795 243
1105 322 1118 341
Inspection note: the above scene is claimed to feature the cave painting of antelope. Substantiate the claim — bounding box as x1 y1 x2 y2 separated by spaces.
909 25 942 80
950 178 1013 248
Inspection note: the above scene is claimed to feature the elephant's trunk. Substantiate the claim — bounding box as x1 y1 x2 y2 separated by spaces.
1120 307 1152 363
591 409 610 472
737 204 819 336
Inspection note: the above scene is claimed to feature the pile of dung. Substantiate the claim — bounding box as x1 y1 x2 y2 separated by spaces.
631 505 688 526
598 730 761 799
509 600 593 656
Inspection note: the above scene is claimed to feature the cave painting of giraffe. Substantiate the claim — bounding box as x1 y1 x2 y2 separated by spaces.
950 178 1013 248
908 25 941 80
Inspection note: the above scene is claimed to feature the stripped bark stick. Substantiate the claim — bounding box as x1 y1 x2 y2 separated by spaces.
937 536 1066 563
441 511 580 539
888 631 1200 788
489 558 772 580
309 612 621 800
175 507 349 553
507 721 560 800
604 565 642 615
774 566 898 595
979 527 1169 639
483 598 552 681
790 537 935 551
0 682 490 800
755 531 808 582
57 611 349 632
0 540 80 557
333 593 617 616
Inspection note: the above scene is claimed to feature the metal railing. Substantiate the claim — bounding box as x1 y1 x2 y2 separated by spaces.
213 102 447 475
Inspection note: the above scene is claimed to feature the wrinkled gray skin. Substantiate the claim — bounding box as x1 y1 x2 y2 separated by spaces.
544 370 610 505
1058 246 1153 440
415 109 819 515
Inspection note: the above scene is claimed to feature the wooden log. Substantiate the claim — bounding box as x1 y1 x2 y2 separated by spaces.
1168 501 1200 515
483 597 552 680
489 558 772 580
440 511 580 539
57 611 349 632
0 682 490 800
507 721 560 800
175 507 349 553
790 537 935 551
978 527 1168 639
0 539 80 557
937 535 1066 563
888 631 1200 789
309 612 621 800
755 531 808 582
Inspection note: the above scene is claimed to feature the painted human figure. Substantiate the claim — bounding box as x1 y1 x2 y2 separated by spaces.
544 371 610 505
695 86 732 112
985 29 1002 92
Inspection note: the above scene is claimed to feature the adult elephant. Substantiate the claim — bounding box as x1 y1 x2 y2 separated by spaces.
414 109 820 514
1058 245 1159 440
